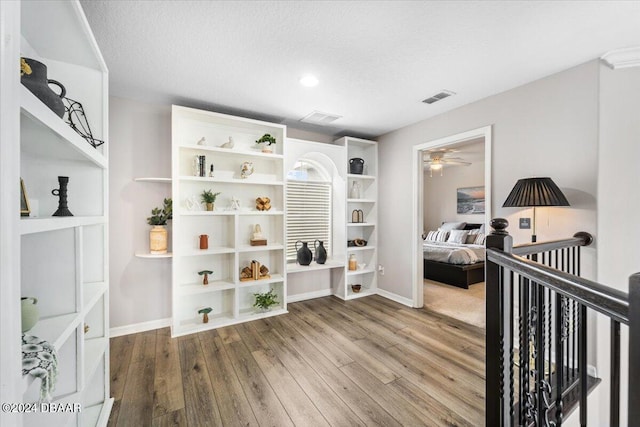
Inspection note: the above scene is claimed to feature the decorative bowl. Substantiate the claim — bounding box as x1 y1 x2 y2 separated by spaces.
351 284 362 293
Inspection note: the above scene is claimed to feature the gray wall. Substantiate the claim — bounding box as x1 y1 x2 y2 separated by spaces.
378 60 599 300
109 96 333 329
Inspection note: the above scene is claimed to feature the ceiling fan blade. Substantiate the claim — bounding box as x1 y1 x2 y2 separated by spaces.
442 160 471 166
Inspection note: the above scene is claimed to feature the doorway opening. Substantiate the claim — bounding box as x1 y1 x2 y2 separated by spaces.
411 126 492 327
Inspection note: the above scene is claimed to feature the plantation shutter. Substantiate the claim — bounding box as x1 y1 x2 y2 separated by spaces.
286 181 332 261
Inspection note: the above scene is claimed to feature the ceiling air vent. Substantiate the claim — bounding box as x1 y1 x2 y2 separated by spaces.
422 90 456 104
300 110 342 125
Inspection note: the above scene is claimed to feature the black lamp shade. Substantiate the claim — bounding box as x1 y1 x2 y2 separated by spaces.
503 177 570 207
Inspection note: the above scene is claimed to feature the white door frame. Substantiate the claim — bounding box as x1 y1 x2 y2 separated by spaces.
411 125 493 307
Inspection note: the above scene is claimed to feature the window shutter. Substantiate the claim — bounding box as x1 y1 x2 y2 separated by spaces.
286 181 332 261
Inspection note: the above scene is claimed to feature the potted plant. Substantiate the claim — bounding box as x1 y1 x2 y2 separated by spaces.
255 133 276 153
147 198 172 254
200 189 221 211
253 288 279 312
198 270 213 285
198 307 212 323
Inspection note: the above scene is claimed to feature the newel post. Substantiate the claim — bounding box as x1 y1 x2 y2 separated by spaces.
486 218 513 427
629 273 640 422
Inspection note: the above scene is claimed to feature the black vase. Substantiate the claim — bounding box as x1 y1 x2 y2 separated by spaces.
314 240 327 264
20 58 66 118
295 240 312 266
52 176 73 217
349 158 364 174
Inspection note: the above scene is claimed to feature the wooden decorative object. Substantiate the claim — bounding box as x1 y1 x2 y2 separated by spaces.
255 197 271 211
239 261 271 281
250 239 267 246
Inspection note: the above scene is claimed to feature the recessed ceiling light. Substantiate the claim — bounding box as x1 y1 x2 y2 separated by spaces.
300 75 319 87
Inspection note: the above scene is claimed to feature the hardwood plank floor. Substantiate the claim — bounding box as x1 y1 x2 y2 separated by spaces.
108 295 485 426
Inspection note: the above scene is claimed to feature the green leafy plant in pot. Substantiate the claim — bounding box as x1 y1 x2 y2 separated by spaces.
147 198 172 254
255 133 276 153
253 288 279 312
201 189 221 211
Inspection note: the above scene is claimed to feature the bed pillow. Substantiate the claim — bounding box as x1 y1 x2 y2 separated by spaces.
479 223 486 234
438 221 467 232
425 230 449 242
447 230 469 244
465 229 479 244
474 233 486 245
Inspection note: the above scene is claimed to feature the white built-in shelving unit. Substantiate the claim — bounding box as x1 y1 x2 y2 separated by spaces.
334 137 378 299
0 1 112 426
171 106 287 337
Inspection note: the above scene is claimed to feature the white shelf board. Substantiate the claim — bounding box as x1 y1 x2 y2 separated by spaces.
135 252 173 258
344 137 377 148
238 274 285 287
237 210 284 216
28 312 82 351
134 177 171 183
347 268 376 276
20 216 106 235
180 210 284 216
175 313 235 336
82 399 114 427
345 288 376 300
237 244 284 253
180 210 236 216
180 247 235 256
179 176 284 186
84 337 108 384
347 173 376 180
21 88 107 168
177 281 236 296
179 144 284 160
347 198 376 203
347 222 376 227
83 282 106 313
238 307 287 321
287 260 345 273
347 245 376 252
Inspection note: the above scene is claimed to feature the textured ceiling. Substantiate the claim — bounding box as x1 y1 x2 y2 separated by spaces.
81 1 640 138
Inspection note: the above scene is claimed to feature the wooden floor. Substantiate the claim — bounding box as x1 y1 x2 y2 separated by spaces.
107 295 485 427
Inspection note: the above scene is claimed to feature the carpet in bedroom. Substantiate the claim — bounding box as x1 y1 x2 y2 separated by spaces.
423 278 485 329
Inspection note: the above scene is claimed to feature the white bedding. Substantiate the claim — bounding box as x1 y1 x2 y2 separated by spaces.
422 241 485 265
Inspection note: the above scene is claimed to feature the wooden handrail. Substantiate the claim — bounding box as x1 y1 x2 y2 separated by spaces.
512 231 593 256
487 248 629 325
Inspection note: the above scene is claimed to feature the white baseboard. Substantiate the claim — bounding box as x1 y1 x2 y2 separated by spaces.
110 317 171 338
288 289 333 303
376 288 413 307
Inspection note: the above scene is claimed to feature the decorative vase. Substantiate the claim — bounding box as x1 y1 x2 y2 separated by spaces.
202 313 209 323
348 254 357 271
149 225 168 254
20 57 66 118
241 161 254 178
349 158 364 175
349 181 361 199
314 240 327 264
21 297 39 333
262 146 273 153
199 234 209 250
206 202 214 211
52 176 73 216
295 240 313 266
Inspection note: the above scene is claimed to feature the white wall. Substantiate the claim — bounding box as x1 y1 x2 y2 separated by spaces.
593 63 640 426
423 159 485 232
109 96 335 330
378 60 599 300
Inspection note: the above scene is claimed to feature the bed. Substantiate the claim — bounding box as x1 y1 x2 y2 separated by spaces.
423 222 485 289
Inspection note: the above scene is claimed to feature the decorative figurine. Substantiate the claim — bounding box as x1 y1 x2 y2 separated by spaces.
52 176 73 216
250 224 267 246
185 195 202 211
198 307 212 323
196 137 206 146
209 164 214 177
230 197 241 211
241 161 254 178
255 197 271 211
219 136 234 149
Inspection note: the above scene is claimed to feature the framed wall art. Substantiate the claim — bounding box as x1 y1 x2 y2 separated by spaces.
457 186 485 214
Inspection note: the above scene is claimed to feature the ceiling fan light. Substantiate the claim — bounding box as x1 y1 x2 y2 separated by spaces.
430 163 443 170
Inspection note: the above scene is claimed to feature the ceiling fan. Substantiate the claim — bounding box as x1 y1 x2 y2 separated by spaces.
423 150 471 177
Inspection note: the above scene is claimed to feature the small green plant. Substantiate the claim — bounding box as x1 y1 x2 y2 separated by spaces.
255 133 276 146
147 198 172 225
200 189 221 204
253 288 279 310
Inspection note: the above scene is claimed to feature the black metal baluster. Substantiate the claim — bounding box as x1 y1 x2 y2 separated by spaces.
537 281 545 424
610 319 620 427
579 304 587 426
555 294 564 426
520 275 528 426
630 273 640 423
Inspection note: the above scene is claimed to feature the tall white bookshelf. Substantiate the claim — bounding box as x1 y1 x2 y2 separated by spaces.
171 106 287 337
0 1 111 426
334 137 378 300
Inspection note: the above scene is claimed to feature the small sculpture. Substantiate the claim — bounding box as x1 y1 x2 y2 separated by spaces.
219 136 234 149
52 176 73 216
196 137 206 145
250 224 267 246
198 270 213 285
256 197 271 211
198 307 212 323
185 195 202 211
230 197 240 210
209 164 214 177
239 261 270 281
241 161 254 179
